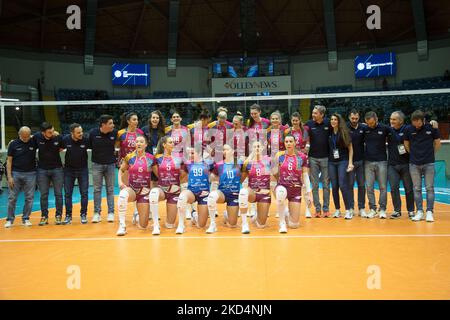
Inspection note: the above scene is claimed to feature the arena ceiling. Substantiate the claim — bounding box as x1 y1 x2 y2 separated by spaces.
0 0 449 59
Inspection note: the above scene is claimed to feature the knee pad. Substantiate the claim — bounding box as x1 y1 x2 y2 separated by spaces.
207 191 219 209
149 188 160 205
177 192 188 209
239 188 249 209
275 186 287 203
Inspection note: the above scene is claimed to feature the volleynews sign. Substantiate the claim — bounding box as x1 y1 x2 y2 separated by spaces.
112 63 150 86
212 76 291 94
354 52 396 78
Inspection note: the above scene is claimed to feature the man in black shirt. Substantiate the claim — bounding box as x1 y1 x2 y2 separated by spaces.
5 127 37 227
404 110 441 222
363 111 390 219
63 123 90 225
34 122 65 226
89 115 118 223
348 110 367 217
305 105 331 217
387 111 415 219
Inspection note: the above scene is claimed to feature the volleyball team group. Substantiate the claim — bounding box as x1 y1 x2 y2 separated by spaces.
4 104 441 236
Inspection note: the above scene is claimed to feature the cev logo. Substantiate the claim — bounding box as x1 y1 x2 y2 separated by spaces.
357 63 365 71
114 70 122 78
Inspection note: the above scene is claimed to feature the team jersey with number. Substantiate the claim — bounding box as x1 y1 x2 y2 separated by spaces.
125 151 156 191
117 128 145 160
213 161 242 194
242 156 271 190
277 151 309 188
156 154 183 192
188 123 210 152
165 125 189 159
184 160 214 194
208 120 233 146
267 125 288 154
285 126 309 150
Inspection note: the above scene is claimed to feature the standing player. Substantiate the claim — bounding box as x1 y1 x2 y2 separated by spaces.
165 112 190 160
284 112 311 218
239 141 272 234
247 104 271 141
175 147 214 234
116 135 157 236
272 135 312 233
206 144 242 234
149 136 186 235
116 112 145 224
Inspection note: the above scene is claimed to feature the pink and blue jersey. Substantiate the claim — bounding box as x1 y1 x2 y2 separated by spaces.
165 125 189 159
277 151 309 188
214 161 242 194
285 126 309 150
242 156 271 190
267 125 288 155
125 151 156 192
156 155 183 192
208 120 233 146
117 128 145 160
184 160 214 194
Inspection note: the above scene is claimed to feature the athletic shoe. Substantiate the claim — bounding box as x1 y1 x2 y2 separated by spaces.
367 209 377 219
175 224 185 234
408 212 415 219
91 213 101 223
390 212 401 219
344 210 353 220
63 216 72 225
314 211 321 218
116 224 127 236
80 215 88 224
241 222 250 234
21 220 32 227
279 222 288 233
349 208 354 216
305 208 312 219
412 210 424 222
206 223 217 234
333 210 341 218
425 211 434 223
55 215 62 225
107 213 114 223
39 216 48 226
360 209 368 218
132 211 139 225
379 210 387 219
152 224 161 235
4 220 13 228
323 211 331 218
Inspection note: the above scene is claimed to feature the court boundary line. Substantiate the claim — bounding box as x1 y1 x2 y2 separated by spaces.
1 233 450 243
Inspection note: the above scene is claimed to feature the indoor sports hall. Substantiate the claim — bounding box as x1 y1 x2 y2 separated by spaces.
0 0 449 300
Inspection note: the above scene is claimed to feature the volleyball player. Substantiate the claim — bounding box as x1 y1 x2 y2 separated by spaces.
239 141 272 234
116 112 145 224
285 112 312 218
175 147 214 234
149 136 186 235
116 135 157 236
165 111 190 159
272 135 312 233
206 144 242 234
